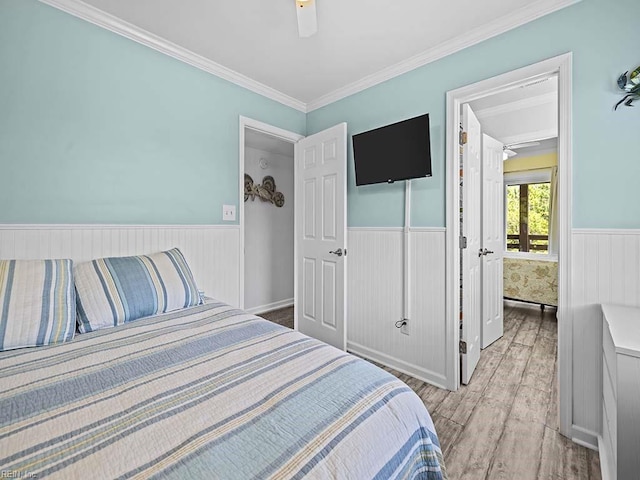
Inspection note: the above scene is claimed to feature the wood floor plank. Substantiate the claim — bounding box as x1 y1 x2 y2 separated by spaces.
491 314 523 355
417 382 450 412
483 343 532 404
546 361 560 431
445 396 511 480
513 313 543 346
539 310 558 340
561 433 590 480
488 418 546 480
466 349 502 393
538 426 563 479
449 390 483 426
521 335 557 392
434 389 468 421
510 385 550 424
588 448 602 480
432 413 464 459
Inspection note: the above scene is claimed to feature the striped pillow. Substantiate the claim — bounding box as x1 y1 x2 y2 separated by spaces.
0 259 76 351
74 248 201 333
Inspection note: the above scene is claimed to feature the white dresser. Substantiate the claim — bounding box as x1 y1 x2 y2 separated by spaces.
600 305 640 480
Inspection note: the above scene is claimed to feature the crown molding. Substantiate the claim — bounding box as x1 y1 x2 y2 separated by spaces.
306 0 580 112
39 0 580 116
475 91 557 119
38 0 307 113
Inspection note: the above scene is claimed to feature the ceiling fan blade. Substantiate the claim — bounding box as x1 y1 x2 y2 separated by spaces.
506 141 541 150
503 148 518 158
295 0 317 38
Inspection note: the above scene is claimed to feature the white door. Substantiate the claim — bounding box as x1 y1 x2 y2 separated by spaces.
295 123 347 350
481 134 504 349
461 104 482 385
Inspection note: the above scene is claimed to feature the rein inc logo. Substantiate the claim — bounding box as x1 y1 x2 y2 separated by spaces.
1 472 37 479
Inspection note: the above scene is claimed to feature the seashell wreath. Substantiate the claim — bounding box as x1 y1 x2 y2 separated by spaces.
244 174 285 207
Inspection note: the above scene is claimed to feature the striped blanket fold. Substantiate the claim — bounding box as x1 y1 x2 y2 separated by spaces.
0 302 447 479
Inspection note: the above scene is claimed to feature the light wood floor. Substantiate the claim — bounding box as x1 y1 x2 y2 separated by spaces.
258 302 601 480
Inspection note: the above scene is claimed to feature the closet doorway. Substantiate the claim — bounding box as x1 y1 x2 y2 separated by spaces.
239 118 303 315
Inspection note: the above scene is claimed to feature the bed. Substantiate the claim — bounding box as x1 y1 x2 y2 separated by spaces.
0 253 447 479
503 256 558 308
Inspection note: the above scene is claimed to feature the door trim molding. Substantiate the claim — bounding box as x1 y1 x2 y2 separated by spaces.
238 116 303 312
445 53 573 438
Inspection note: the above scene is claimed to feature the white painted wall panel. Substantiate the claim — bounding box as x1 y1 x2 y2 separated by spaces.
346 228 447 387
571 229 640 441
0 225 240 307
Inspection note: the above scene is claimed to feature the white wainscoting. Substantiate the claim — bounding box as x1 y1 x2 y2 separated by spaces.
0 225 241 307
571 229 640 447
346 227 447 388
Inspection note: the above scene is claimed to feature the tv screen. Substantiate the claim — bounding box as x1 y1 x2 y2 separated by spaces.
352 114 432 186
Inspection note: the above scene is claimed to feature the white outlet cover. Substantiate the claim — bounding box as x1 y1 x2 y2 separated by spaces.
222 204 236 221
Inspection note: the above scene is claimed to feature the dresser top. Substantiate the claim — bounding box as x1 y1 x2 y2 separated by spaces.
602 304 640 358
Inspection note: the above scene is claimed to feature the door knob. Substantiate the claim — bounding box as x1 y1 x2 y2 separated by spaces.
478 248 494 257
329 248 344 257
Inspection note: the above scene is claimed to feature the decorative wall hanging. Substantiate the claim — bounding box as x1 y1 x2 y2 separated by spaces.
244 174 285 207
615 66 640 110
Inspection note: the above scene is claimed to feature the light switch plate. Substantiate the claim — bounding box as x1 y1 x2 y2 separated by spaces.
222 204 236 221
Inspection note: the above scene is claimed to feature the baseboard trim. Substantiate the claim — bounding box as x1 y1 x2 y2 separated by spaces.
597 435 612 480
245 298 294 315
347 341 448 390
571 425 598 451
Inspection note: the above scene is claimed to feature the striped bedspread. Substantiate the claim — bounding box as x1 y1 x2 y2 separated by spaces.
0 302 447 479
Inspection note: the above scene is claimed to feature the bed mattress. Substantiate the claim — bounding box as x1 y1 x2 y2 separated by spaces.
0 301 446 479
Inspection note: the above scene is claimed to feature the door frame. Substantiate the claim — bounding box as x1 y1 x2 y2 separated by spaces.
238 116 304 312
445 53 573 438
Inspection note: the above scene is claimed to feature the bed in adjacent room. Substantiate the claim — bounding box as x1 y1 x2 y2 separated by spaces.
0 252 447 479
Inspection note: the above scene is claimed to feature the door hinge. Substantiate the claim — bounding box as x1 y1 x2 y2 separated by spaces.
459 236 467 249
459 131 468 145
459 340 467 354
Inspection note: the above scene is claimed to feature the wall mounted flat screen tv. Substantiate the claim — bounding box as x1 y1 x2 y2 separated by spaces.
352 113 432 186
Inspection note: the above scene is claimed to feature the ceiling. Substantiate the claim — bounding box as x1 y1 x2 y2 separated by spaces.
64 0 576 109
470 75 558 146
245 129 294 158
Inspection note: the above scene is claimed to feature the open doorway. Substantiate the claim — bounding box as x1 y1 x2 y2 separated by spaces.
468 73 560 348
243 129 295 315
446 53 572 438
238 117 303 321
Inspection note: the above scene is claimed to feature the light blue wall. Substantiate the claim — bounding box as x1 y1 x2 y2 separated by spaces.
2 0 638 227
0 0 305 225
307 0 640 228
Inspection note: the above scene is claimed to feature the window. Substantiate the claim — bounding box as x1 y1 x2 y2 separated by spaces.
505 171 551 255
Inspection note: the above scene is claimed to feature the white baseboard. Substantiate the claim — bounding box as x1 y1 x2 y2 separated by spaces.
571 425 599 451
347 341 449 390
245 298 294 315
597 435 612 480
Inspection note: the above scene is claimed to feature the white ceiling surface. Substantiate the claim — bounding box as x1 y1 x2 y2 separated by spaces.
245 129 294 158
78 0 574 105
470 75 558 146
